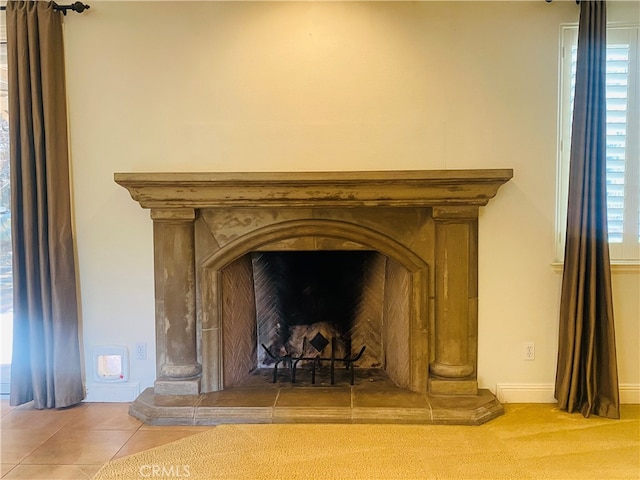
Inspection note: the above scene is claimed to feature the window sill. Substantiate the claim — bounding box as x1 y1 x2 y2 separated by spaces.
551 261 640 274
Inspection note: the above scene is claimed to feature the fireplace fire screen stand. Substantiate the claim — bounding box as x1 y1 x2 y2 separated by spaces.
261 334 366 385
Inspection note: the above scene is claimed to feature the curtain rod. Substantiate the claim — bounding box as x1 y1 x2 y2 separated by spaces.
1 2 90 15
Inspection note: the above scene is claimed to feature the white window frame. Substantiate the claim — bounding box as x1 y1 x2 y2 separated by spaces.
556 23 640 267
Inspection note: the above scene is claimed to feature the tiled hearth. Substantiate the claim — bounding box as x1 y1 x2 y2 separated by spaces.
131 369 502 426
115 170 512 426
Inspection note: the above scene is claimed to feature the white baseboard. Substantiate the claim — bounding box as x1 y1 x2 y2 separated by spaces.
1 382 141 402
495 383 556 403
84 382 140 402
620 384 640 404
495 383 640 404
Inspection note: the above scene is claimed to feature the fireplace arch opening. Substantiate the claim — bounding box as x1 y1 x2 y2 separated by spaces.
199 219 429 394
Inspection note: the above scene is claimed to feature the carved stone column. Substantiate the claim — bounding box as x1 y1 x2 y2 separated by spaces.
429 206 478 395
151 208 201 395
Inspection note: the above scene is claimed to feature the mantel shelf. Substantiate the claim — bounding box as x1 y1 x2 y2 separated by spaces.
114 169 513 209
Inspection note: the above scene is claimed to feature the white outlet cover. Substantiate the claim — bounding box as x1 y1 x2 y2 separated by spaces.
523 342 535 360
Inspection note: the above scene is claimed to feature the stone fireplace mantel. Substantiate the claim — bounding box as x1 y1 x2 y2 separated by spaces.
115 169 513 208
116 169 513 425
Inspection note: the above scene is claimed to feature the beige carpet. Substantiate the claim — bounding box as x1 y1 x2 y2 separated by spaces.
93 404 639 480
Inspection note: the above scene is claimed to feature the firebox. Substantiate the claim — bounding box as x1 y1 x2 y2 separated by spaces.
252 251 378 371
115 169 512 425
225 250 408 388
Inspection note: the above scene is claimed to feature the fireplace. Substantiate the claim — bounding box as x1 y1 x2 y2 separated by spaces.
115 169 512 425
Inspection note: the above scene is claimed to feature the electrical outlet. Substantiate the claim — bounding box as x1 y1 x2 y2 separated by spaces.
523 341 535 361
135 342 147 360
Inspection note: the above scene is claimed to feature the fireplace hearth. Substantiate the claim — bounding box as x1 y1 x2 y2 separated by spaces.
115 169 512 425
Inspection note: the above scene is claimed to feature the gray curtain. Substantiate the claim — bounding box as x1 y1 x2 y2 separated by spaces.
555 0 619 419
7 1 84 408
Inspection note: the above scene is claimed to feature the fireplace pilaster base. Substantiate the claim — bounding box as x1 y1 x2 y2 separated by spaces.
428 377 478 396
154 378 201 396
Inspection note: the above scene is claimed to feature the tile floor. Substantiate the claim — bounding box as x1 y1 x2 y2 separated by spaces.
0 400 212 479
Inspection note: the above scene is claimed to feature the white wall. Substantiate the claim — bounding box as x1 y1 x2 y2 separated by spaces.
63 1 639 402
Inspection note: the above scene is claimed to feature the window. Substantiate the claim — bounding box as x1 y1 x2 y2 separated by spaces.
557 25 640 263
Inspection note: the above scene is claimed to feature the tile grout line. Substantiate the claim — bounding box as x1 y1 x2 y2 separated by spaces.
350 385 354 421
272 387 282 421
109 428 143 462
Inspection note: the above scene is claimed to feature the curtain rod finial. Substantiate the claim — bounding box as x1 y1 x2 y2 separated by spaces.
72 1 90 12
53 2 91 15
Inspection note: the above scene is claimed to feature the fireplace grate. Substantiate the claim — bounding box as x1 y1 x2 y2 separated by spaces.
261 335 366 386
